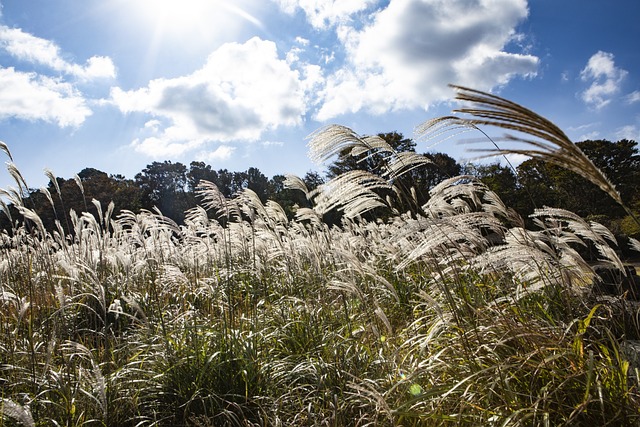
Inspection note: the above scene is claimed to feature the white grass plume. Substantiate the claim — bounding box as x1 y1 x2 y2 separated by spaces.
313 170 391 218
0 198 13 223
0 140 13 162
420 86 628 214
1 398 34 427
196 179 240 221
283 174 320 202
383 151 433 180
307 124 393 165
74 173 85 197
0 187 23 207
6 162 28 195
44 168 61 196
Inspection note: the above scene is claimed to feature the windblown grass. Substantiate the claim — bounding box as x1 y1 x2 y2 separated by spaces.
1 89 640 426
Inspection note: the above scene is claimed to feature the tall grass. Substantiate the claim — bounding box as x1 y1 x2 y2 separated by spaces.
1 89 640 426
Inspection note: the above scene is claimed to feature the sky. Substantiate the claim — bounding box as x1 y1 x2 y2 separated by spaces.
0 0 639 191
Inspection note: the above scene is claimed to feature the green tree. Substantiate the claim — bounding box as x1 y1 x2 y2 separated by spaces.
135 161 189 223
465 163 519 210
187 161 218 193
515 140 640 220
77 168 142 216
245 167 270 202
326 131 416 179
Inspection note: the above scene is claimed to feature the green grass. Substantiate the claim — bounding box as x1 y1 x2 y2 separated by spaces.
1 89 640 426
1 180 638 426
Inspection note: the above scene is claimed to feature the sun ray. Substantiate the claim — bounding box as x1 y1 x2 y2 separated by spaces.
131 0 263 37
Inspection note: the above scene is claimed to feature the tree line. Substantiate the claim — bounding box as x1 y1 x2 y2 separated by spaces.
1 133 638 238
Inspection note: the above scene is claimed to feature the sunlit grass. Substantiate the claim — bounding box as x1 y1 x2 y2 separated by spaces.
1 89 640 426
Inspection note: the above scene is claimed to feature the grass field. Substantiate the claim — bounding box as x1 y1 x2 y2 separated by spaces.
1 89 640 426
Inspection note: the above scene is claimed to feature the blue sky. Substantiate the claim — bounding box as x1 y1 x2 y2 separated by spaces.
0 0 639 190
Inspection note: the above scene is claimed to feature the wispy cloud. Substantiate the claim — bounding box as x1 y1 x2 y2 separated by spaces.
625 90 640 105
273 0 378 29
577 131 601 141
615 125 639 141
112 37 311 158
315 0 538 120
0 25 116 80
579 51 627 109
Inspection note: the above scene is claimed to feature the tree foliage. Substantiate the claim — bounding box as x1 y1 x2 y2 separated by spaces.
514 140 640 220
1 137 637 236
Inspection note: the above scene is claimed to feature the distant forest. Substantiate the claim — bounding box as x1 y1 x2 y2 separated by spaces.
1 132 639 239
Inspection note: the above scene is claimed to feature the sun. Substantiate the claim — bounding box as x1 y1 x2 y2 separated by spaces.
134 0 218 34
130 0 262 39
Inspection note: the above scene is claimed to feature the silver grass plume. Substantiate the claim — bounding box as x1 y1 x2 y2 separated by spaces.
420 86 634 222
307 124 393 165
1 398 34 427
44 168 61 195
40 187 55 210
92 199 103 224
238 188 268 224
307 124 433 182
103 200 115 230
313 170 391 218
184 205 210 228
383 150 433 180
74 173 85 197
196 179 240 221
294 206 324 225
16 206 46 236
6 162 28 195
74 173 89 212
0 198 12 223
0 187 23 207
284 174 314 200
0 140 13 161
530 207 624 272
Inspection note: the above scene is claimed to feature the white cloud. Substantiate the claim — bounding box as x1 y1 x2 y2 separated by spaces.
504 153 528 166
0 24 114 127
130 136 202 158
577 131 600 141
261 140 285 147
567 123 602 141
197 145 236 162
580 51 627 109
315 0 539 121
112 37 309 157
0 67 91 127
273 0 377 29
79 55 116 80
568 122 599 133
625 90 640 105
0 25 116 80
615 125 639 141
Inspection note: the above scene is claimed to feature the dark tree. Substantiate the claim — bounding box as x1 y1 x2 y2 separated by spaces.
326 131 416 179
215 169 235 198
135 161 189 223
465 163 519 210
514 139 640 220
187 161 219 193
245 167 270 202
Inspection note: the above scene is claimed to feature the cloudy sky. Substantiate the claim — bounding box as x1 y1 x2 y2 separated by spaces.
0 0 639 189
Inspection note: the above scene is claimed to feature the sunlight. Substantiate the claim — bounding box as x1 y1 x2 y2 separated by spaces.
144 0 214 29
131 0 263 37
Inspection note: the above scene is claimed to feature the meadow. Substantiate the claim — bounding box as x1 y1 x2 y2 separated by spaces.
1 87 639 426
